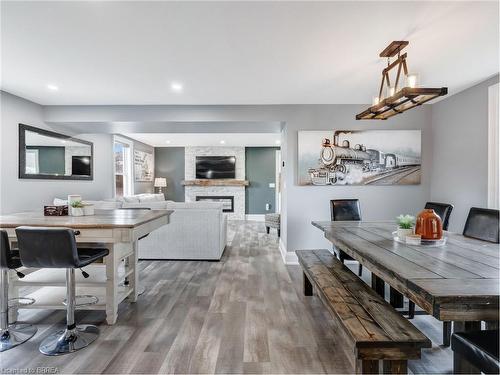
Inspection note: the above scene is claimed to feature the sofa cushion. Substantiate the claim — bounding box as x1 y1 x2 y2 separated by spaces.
86 200 123 210
123 196 140 203
166 201 224 210
138 193 165 202
122 201 168 210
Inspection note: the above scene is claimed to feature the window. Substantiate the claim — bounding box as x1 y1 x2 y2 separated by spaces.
25 149 39 174
488 82 499 209
114 138 133 198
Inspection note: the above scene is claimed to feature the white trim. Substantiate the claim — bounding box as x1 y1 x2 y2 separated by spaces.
488 83 499 209
246 214 265 221
279 238 298 265
113 135 135 197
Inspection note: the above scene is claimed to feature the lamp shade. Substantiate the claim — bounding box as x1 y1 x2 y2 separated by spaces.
154 177 167 188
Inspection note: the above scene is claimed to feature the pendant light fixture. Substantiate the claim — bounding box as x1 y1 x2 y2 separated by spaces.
356 41 447 120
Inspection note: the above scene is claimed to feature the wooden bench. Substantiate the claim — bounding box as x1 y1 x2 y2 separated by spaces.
296 249 431 374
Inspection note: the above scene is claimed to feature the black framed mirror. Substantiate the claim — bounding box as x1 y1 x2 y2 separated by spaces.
19 124 93 180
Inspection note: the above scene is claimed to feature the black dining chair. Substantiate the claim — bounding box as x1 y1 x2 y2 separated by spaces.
451 329 499 374
425 202 454 231
330 199 363 276
0 230 37 352
405 201 455 346
463 207 500 243
16 226 109 356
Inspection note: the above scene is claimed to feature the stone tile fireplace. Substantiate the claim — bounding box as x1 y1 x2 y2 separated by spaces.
196 195 234 213
183 146 247 220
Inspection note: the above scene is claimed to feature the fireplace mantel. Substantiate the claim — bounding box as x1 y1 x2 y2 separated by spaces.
182 179 249 187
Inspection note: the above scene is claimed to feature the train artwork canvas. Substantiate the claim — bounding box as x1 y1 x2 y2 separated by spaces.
298 130 421 186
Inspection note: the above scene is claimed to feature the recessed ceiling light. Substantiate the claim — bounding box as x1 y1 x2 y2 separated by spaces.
220 140 226 144
170 82 183 92
275 140 281 145
165 140 171 144
47 84 59 91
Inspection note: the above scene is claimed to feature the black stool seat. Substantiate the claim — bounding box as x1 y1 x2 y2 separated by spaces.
15 226 109 355
74 248 109 268
452 329 500 374
0 230 37 352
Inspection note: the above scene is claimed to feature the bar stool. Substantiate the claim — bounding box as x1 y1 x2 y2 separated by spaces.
15 226 109 356
0 230 37 352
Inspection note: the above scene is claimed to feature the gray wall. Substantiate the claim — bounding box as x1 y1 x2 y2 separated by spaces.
154 147 185 201
246 147 279 214
430 74 499 232
43 103 432 254
0 91 114 214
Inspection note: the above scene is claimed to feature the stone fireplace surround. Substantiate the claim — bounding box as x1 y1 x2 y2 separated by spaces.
184 146 246 220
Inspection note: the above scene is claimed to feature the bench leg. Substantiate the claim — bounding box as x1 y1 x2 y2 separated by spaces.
383 360 407 374
357 360 379 374
303 272 313 296
371 273 385 299
389 287 404 308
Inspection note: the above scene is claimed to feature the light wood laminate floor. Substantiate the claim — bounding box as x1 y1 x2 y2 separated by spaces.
0 221 452 374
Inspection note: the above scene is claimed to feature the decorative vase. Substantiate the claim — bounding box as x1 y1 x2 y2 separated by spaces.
397 228 414 241
83 204 95 216
415 208 443 240
70 207 84 217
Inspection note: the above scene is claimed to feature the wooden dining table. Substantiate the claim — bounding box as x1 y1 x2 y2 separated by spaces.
312 221 500 334
0 209 173 325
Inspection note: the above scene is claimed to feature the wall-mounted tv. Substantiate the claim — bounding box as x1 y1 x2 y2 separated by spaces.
196 156 236 179
72 156 91 176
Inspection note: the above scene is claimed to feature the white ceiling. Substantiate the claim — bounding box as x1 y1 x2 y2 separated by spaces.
125 133 281 147
1 1 498 105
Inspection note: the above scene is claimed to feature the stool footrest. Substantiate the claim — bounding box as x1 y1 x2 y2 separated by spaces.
8 297 35 308
63 295 99 307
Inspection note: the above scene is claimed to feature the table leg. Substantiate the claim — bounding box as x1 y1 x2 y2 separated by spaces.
452 321 481 374
303 272 313 296
105 243 118 325
389 287 404 308
357 360 379 374
127 240 139 303
383 360 407 374
371 273 385 299
485 321 499 330
443 321 451 347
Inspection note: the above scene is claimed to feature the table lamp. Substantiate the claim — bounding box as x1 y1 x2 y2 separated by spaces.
154 177 167 193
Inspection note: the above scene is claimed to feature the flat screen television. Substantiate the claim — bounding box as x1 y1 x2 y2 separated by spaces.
196 156 236 179
72 156 91 176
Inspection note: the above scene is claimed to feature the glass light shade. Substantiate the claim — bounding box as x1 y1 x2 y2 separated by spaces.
372 96 380 106
154 177 167 187
406 74 418 88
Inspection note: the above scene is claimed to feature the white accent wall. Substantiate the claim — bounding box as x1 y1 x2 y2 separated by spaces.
184 146 245 220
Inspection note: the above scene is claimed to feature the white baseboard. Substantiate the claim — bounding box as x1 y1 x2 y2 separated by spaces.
279 238 299 265
246 214 265 221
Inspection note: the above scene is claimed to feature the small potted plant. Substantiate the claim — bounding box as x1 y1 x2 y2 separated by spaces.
396 214 415 241
69 200 85 216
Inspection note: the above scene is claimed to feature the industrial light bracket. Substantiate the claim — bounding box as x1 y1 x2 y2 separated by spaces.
356 41 447 120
